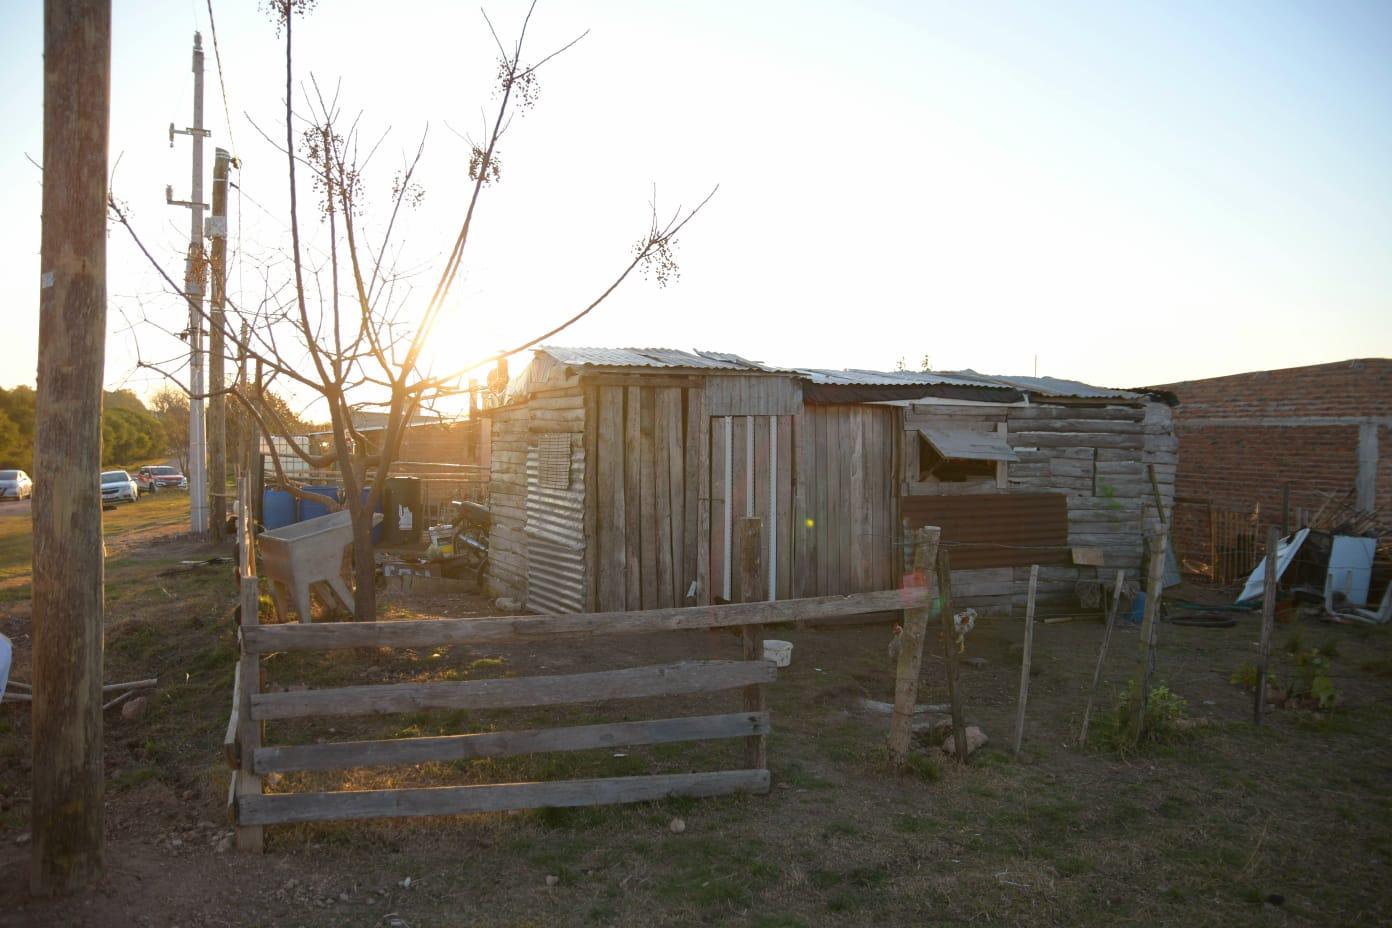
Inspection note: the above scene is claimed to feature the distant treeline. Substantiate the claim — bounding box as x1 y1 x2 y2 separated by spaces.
0 384 320 473
0 386 165 470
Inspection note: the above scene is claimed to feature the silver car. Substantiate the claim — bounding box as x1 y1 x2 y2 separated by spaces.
0 470 32 500
100 470 140 504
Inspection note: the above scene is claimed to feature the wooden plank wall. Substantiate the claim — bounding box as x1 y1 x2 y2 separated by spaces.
705 376 802 417
898 400 1177 615
593 383 704 611
791 405 897 598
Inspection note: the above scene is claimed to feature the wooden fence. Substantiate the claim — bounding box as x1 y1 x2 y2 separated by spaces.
224 506 937 847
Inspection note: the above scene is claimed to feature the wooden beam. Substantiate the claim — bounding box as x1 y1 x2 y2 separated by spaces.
242 586 932 653
888 526 942 767
250 659 777 721
1079 569 1125 747
223 665 241 769
1255 526 1279 725
1011 564 1039 757
237 769 771 826
737 517 767 770
255 712 770 774
1130 533 1167 745
938 549 968 763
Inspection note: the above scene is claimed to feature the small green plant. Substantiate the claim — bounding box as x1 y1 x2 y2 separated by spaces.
1231 634 1339 710
1092 680 1190 752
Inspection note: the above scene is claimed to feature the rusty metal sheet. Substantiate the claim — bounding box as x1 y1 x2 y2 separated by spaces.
901 493 1070 569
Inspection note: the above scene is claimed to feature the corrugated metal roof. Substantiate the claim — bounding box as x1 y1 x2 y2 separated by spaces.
797 368 1003 389
537 347 1144 400
800 367 1143 400
539 346 775 372
954 372 1141 400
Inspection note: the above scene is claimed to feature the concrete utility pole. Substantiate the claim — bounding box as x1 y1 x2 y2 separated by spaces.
33 0 111 895
207 147 233 541
168 32 209 536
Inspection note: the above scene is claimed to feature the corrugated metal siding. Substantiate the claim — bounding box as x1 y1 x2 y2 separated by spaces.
901 493 1070 569
525 437 586 614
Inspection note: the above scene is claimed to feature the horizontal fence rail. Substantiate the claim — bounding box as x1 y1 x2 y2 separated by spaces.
240 587 926 654
255 712 771 774
249 660 777 721
239 770 772 827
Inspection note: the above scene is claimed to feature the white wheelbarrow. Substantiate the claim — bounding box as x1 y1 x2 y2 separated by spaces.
258 510 380 623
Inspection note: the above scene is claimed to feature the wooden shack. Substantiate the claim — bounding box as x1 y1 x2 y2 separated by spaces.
484 348 1177 617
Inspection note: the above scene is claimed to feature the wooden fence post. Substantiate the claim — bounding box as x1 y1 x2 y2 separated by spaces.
1079 568 1126 747
235 477 264 851
1254 525 1280 725
937 548 968 764
889 526 942 767
1012 564 1039 757
737 517 767 770
1130 533 1167 745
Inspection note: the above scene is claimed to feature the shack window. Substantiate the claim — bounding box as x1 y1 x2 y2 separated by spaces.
915 425 1017 483
538 433 571 489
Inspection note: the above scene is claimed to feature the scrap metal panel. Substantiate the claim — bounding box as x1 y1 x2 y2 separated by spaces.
525 434 586 614
900 493 1070 569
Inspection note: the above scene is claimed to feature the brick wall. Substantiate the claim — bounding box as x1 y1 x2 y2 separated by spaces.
1150 359 1391 576
1156 358 1392 420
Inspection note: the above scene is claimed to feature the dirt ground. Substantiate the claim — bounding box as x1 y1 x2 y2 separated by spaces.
1 502 1391 927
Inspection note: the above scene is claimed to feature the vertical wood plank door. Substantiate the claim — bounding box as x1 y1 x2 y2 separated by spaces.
707 414 795 604
593 385 700 612
792 406 898 598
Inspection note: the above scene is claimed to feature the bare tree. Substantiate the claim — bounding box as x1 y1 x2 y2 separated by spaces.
116 0 713 620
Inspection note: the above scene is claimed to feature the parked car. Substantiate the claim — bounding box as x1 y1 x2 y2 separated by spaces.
137 464 189 490
0 470 32 500
100 470 140 504
134 470 160 496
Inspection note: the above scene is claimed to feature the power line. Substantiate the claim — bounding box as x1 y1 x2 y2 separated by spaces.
204 0 237 158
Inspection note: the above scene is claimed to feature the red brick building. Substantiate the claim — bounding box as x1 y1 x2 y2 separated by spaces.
1152 359 1390 580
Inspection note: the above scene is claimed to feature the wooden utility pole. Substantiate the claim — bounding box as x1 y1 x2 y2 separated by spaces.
207 147 232 541
32 0 111 895
889 526 941 767
1254 526 1280 725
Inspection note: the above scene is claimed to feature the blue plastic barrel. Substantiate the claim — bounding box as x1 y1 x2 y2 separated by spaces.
300 485 341 522
262 489 297 529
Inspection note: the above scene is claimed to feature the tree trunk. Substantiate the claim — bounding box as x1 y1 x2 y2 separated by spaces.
32 0 111 896
351 511 376 620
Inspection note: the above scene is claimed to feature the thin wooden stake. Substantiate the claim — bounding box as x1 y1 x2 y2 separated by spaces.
1254 525 1280 725
1012 565 1040 757
1079 569 1126 747
1130 533 1167 745
889 526 941 768
737 517 767 770
938 548 969 763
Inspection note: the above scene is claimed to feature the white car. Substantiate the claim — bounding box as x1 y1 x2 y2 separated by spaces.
0 470 32 500
100 470 140 504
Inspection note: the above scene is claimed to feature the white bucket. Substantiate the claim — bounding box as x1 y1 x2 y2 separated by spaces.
762 639 793 668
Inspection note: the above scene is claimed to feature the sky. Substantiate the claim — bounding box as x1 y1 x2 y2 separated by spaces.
1 0 1389 416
